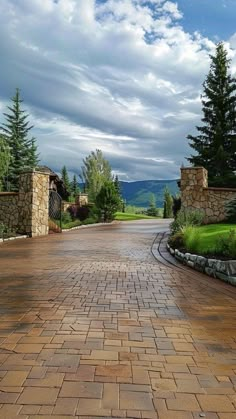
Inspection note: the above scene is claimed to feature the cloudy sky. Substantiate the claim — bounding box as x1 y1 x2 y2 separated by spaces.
0 0 236 181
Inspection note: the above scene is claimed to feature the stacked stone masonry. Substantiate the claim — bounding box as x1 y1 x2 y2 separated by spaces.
0 193 19 231
181 167 236 223
0 171 50 237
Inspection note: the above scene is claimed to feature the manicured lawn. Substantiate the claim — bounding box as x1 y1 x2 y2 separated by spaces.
115 212 159 221
195 223 236 253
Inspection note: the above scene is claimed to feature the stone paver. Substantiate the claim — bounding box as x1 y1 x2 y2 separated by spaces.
0 219 236 418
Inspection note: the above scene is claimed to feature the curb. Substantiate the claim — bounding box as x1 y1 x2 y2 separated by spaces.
167 242 236 286
0 235 28 244
62 221 117 232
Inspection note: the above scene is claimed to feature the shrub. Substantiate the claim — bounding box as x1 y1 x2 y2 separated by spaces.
182 226 201 253
172 195 181 218
76 205 90 221
168 231 184 249
215 229 236 258
170 208 204 235
225 198 236 223
82 217 98 225
61 211 73 224
62 220 82 229
67 204 78 220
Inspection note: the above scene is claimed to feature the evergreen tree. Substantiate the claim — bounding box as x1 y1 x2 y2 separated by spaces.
114 175 123 211
81 149 113 201
96 181 120 222
71 174 80 197
61 165 71 197
1 88 39 190
187 42 236 187
114 175 121 195
0 135 11 191
27 137 39 169
147 193 159 217
163 187 173 219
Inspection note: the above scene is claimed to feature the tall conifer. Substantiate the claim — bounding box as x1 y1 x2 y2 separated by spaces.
1 88 39 190
187 43 236 186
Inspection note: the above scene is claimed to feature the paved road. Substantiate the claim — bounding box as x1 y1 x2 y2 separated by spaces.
0 219 236 418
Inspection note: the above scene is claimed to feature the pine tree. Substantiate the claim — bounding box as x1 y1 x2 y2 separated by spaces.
163 187 173 219
96 181 120 222
114 175 121 195
1 88 39 190
0 135 11 191
71 174 80 197
61 165 71 197
187 43 236 187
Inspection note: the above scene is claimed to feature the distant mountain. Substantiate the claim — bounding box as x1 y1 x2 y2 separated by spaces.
120 180 179 208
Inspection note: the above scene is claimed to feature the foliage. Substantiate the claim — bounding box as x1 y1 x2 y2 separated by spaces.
182 226 201 253
80 149 113 202
1 88 39 190
125 205 145 214
61 211 73 224
114 175 123 211
61 166 71 198
146 193 158 216
170 208 204 235
82 217 98 225
0 136 11 191
225 198 236 223
71 174 80 198
172 195 181 218
168 231 184 249
76 205 90 221
96 181 120 222
115 212 159 221
187 42 236 187
169 223 236 258
0 222 16 239
215 229 236 258
120 180 178 208
62 219 82 229
163 187 173 218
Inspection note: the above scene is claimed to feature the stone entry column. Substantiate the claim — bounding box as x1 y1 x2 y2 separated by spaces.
18 170 50 237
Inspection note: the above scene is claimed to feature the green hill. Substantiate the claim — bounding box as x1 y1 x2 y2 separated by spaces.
120 180 179 208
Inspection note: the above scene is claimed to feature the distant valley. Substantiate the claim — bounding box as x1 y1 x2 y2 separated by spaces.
120 180 179 208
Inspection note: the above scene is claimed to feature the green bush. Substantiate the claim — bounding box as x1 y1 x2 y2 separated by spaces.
168 231 184 249
61 211 73 224
182 226 201 253
62 220 82 229
226 198 236 223
170 208 204 235
215 229 236 258
82 217 98 225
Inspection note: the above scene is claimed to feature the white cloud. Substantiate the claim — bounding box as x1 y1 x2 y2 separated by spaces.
0 0 235 180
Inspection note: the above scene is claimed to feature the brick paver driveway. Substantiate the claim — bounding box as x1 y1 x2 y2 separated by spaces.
0 220 236 419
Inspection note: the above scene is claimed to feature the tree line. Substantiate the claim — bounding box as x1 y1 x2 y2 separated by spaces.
61 150 123 221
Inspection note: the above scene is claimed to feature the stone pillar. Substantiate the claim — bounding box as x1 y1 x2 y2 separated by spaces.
75 193 89 207
180 167 208 211
18 170 50 237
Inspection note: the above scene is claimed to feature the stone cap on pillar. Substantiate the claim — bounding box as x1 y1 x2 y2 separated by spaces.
180 166 208 190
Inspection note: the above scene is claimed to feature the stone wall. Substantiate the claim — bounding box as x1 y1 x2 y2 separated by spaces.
62 194 89 213
0 170 50 237
181 167 236 223
18 171 49 236
0 193 19 231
